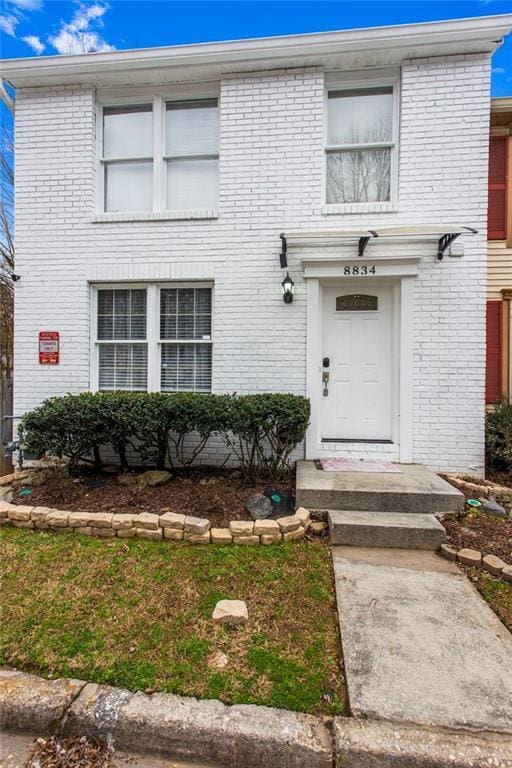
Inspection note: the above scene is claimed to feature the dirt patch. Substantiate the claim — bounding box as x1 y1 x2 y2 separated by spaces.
10 468 293 528
444 512 512 565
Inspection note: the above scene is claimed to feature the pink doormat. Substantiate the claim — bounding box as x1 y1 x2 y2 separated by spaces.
319 458 402 473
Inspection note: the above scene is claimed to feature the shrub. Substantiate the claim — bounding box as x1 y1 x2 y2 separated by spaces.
223 393 310 481
486 401 512 474
20 391 309 479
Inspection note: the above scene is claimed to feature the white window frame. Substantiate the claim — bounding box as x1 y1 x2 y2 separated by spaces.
90 282 214 393
323 69 400 213
96 85 220 216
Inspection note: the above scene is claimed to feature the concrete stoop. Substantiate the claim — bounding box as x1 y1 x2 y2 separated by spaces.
328 510 446 550
2 669 511 768
296 460 464 516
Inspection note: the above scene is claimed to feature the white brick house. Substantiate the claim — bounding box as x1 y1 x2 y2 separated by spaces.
2 15 511 475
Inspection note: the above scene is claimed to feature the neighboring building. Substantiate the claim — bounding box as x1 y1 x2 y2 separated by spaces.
487 98 512 405
1 15 511 475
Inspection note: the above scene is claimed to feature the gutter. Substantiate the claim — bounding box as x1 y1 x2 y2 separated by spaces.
0 79 14 112
1 14 511 84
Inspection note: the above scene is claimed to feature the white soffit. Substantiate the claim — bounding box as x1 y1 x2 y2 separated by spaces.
1 14 511 88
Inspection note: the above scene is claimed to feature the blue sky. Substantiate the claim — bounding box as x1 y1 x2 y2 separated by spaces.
0 0 511 95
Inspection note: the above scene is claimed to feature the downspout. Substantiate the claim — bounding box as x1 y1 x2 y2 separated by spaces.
0 78 14 113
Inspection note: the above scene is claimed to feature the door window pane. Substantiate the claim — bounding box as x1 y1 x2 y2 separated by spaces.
166 158 218 210
326 148 391 204
166 101 218 156
105 161 153 212
99 344 148 391
103 106 153 159
327 88 393 146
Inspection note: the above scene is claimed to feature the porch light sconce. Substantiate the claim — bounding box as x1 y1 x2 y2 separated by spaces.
281 272 294 304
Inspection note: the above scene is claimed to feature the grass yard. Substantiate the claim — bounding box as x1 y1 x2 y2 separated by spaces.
467 568 512 632
0 528 345 716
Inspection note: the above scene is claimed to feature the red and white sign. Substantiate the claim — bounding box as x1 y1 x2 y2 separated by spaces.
39 331 59 364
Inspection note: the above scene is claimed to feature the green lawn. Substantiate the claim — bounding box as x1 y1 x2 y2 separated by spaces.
469 568 512 632
0 528 345 715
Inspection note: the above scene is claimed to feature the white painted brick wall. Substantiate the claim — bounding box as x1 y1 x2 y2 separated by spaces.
13 54 490 474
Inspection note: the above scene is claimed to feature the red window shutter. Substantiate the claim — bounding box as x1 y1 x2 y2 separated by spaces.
486 300 502 404
488 136 508 240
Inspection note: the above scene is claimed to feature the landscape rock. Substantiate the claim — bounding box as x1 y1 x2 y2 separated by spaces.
87 512 113 529
137 470 172 489
482 554 506 576
0 486 13 502
92 527 116 538
111 513 134 530
117 528 136 539
440 543 458 561
212 599 248 626
246 493 272 520
163 528 184 540
254 518 280 535
135 528 162 541
229 520 254 536
8 506 33 522
46 510 70 527
502 565 512 584
481 496 508 518
294 507 311 528
310 521 328 535
184 530 210 544
457 548 482 567
159 511 185 529
184 516 210 535
260 533 282 545
12 520 34 529
67 511 91 528
277 514 301 533
75 526 93 536
133 512 159 530
283 527 305 542
233 535 260 545
211 527 233 544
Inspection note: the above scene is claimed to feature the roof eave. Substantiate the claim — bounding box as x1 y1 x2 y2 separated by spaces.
1 14 511 88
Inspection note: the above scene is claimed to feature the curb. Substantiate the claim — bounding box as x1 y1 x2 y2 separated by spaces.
334 718 512 768
2 670 511 768
0 669 332 768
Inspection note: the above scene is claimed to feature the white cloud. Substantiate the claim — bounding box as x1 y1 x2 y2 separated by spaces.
9 0 43 10
22 34 45 54
49 3 115 55
0 13 18 36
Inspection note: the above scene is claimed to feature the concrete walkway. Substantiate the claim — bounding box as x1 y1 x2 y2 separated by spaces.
333 547 512 733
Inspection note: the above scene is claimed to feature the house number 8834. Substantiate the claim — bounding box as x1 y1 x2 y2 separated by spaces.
344 265 376 276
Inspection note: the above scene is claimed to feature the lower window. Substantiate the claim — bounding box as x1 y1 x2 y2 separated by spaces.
93 284 213 392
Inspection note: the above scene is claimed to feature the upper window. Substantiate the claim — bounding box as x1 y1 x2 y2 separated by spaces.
326 87 396 205
100 98 219 213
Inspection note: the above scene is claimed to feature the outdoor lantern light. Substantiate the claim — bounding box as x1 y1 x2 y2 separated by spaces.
281 272 294 304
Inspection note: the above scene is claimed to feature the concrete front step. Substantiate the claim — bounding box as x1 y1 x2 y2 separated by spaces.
296 461 464 515
328 510 446 550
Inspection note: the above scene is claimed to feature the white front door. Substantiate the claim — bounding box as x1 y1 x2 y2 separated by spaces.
321 283 394 441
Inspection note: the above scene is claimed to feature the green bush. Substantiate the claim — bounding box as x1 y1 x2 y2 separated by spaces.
20 391 309 479
486 401 512 474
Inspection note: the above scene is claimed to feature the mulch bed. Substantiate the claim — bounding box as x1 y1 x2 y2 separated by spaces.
27 737 115 768
10 468 293 528
444 513 512 565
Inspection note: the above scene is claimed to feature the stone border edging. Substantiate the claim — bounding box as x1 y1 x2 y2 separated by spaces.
0 500 316 546
441 543 512 583
2 669 511 768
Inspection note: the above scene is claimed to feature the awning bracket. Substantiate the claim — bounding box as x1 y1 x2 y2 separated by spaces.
437 227 477 260
280 233 287 269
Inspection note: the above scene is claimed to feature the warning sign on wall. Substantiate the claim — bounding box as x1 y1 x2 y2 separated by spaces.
39 331 59 365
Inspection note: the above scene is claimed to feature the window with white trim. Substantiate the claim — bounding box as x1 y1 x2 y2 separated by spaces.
100 98 219 213
326 86 396 204
94 285 213 393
